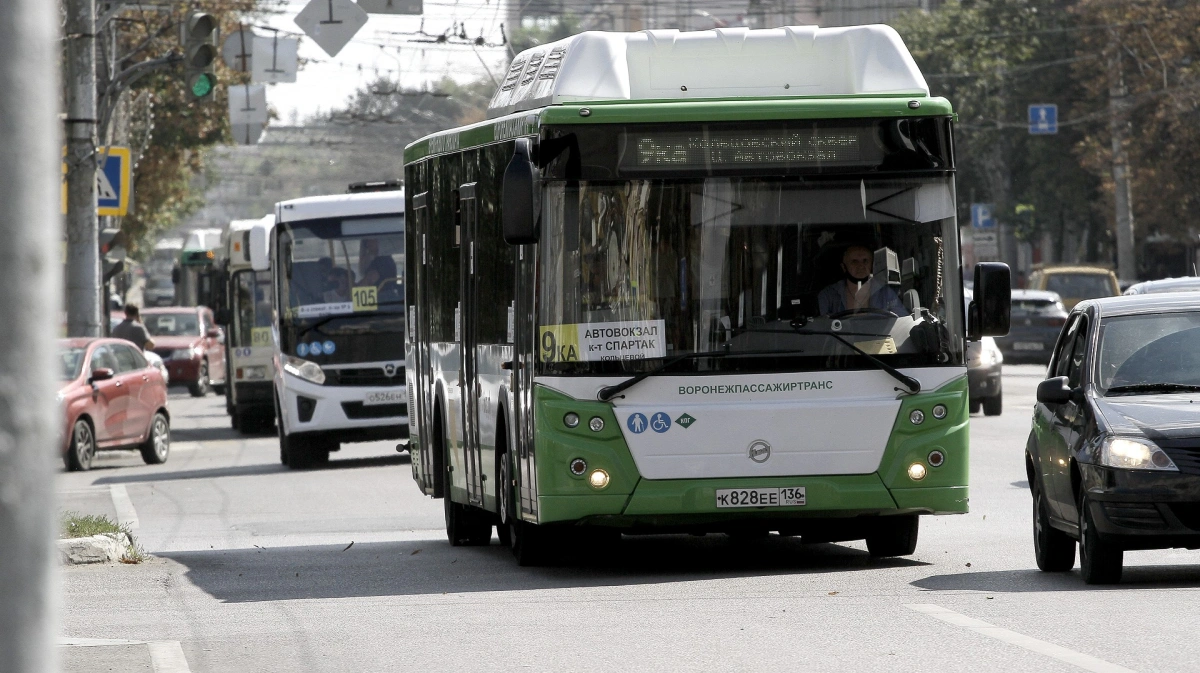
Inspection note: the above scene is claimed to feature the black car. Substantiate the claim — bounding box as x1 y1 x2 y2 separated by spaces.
995 289 1067 363
1026 294 1200 584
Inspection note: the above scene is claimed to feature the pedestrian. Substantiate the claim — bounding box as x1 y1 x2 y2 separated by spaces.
111 304 155 351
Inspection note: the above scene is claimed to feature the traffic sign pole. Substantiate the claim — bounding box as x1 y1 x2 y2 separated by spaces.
0 0 61 671
65 0 101 338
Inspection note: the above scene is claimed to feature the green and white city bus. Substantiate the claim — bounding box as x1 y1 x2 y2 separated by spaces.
402 25 1011 564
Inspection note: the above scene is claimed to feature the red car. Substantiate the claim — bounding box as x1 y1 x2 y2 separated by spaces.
142 306 227 397
59 338 171 471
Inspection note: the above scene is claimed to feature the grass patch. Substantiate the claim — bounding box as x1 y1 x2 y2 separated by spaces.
60 511 123 539
59 511 148 564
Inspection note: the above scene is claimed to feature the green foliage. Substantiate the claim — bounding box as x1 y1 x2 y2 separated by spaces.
100 2 269 258
60 511 124 538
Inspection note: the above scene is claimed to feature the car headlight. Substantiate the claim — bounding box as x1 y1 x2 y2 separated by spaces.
1100 437 1178 471
283 356 325 385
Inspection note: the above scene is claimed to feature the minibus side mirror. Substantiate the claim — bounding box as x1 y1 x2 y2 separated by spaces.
249 221 271 272
968 262 1011 340
502 138 539 245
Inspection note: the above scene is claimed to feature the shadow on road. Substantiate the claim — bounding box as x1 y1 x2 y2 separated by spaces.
170 426 247 443
90 453 411 485
161 534 929 602
913 565 1200 593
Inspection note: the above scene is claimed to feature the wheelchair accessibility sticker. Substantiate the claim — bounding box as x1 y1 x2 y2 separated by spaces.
627 412 673 434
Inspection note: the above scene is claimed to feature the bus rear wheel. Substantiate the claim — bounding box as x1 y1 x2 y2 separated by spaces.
441 433 491 546
865 515 919 557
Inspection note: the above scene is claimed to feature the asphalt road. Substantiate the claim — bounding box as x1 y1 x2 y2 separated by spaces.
56 368 1200 673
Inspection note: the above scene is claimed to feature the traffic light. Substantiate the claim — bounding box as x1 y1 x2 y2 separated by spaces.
182 11 218 100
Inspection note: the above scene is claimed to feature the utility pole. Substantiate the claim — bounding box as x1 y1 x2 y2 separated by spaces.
0 0 62 672
65 0 100 337
1108 29 1136 282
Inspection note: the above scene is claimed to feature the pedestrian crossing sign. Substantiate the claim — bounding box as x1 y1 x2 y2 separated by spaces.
61 146 132 217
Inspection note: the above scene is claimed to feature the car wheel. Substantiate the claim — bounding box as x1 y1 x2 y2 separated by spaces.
866 515 919 557
1032 482 1074 571
969 398 982 414
188 361 210 397
66 419 95 472
139 412 170 465
1079 494 1123 584
983 392 1003 416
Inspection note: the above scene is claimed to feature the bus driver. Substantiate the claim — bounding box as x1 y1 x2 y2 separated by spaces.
817 244 905 316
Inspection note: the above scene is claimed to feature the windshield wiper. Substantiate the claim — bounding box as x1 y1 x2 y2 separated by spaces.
596 349 807 401
785 325 920 394
1106 383 1200 395
294 302 406 339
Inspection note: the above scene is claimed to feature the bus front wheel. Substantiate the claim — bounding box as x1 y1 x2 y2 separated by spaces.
865 515 919 557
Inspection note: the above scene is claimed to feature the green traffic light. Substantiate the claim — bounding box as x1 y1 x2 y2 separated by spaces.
190 73 215 98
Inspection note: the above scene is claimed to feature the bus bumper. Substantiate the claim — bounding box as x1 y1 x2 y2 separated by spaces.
537 476 967 526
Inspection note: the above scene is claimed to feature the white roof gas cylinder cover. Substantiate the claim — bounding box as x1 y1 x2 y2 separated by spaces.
486 25 930 119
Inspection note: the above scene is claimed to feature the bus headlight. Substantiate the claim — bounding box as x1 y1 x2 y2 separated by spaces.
588 469 610 489
241 365 267 381
907 463 927 481
283 356 325 385
1100 437 1178 471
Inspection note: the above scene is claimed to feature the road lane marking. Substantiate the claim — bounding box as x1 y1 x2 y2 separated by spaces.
906 604 1137 673
60 639 192 673
148 641 192 673
109 484 140 533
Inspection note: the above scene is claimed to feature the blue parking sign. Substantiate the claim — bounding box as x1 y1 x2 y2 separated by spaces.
970 204 995 229
1028 104 1058 135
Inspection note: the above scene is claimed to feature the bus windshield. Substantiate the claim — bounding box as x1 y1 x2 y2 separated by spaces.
538 176 964 375
277 215 405 323
231 269 272 347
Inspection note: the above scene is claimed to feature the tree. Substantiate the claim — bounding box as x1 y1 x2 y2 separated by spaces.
894 0 1108 264
89 1 273 257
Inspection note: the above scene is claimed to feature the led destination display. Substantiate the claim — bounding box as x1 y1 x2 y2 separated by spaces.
621 129 871 171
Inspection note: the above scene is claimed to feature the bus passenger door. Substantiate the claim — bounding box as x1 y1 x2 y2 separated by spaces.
458 184 485 505
513 242 538 520
411 193 438 495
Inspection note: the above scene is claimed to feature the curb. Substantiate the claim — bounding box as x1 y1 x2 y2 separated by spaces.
57 532 134 565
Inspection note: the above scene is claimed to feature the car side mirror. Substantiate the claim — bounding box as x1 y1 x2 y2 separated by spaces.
206 327 221 339
1036 376 1073 405
967 262 1011 340
502 138 539 245
89 368 114 383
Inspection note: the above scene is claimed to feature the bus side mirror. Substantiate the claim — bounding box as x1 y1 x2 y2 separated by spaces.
502 138 539 245
249 222 271 272
968 262 1011 340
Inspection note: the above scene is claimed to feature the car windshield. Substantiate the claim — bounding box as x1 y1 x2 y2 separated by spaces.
1096 311 1200 393
539 176 964 375
144 313 200 336
1012 298 1063 315
60 347 85 380
1046 273 1113 299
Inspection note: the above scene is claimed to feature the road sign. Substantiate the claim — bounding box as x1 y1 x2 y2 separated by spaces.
973 230 999 258
970 203 995 229
252 34 299 84
358 0 423 14
223 29 255 73
61 146 132 216
294 0 369 57
1028 104 1058 135
229 84 269 125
